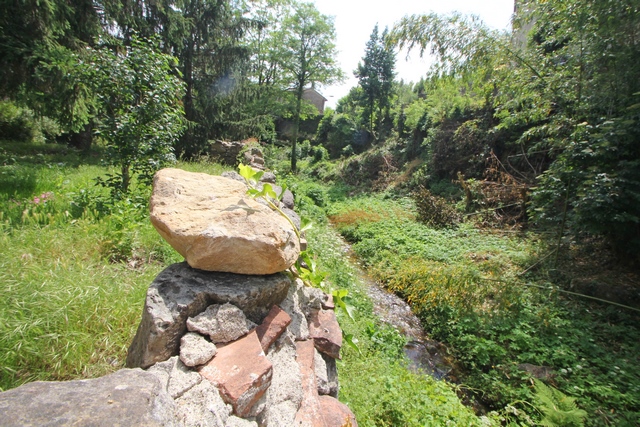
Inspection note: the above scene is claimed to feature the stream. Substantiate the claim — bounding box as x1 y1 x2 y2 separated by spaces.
337 237 458 381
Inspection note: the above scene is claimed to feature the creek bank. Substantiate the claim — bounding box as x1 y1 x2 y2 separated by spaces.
334 235 457 380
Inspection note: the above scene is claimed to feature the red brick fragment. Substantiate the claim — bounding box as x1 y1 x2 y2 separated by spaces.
308 309 342 359
199 330 272 417
294 340 324 426
318 395 358 427
255 305 292 352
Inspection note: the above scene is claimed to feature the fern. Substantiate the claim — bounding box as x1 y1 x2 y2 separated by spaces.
534 380 588 427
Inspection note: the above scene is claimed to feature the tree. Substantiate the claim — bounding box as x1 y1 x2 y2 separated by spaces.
276 1 342 173
86 36 186 195
390 3 640 259
354 24 396 140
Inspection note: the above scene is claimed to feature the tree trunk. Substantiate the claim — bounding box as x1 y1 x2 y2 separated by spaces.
121 163 130 194
291 85 304 173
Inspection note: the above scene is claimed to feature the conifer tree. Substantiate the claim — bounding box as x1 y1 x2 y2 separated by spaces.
354 24 396 139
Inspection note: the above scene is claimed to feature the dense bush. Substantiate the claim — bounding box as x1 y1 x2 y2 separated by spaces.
0 100 61 143
412 186 461 228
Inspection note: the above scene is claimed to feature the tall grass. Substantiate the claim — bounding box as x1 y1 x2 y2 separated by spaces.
0 143 228 390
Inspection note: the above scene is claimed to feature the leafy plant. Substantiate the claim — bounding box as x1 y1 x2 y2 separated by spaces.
534 380 587 427
85 35 186 197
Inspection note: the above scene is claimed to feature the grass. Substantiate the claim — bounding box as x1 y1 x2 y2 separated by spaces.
0 141 231 390
319 191 640 427
0 142 491 425
302 217 490 426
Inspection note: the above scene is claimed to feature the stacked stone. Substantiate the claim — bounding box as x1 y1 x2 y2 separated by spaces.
126 168 357 426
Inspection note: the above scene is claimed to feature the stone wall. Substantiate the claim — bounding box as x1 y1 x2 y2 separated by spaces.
0 169 357 427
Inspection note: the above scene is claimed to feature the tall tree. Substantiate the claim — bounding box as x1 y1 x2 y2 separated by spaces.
354 24 396 139
276 1 342 173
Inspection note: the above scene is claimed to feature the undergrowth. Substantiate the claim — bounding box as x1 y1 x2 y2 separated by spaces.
324 192 640 426
301 210 489 426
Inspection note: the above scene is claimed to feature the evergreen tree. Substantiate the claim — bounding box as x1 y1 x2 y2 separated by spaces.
354 24 396 140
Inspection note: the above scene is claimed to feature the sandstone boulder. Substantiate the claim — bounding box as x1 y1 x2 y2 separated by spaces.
150 168 300 275
126 262 290 369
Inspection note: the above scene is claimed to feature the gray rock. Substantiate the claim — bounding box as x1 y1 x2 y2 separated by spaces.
282 207 301 231
174 380 231 427
321 353 339 398
148 356 202 400
301 285 326 314
221 171 244 182
180 332 217 367
0 369 176 426
259 331 303 426
259 172 276 184
281 189 295 210
259 401 299 427
210 140 245 166
314 348 330 396
187 303 254 344
279 279 310 341
126 262 291 369
226 416 259 427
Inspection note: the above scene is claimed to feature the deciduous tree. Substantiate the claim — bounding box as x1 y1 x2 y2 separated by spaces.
275 1 342 172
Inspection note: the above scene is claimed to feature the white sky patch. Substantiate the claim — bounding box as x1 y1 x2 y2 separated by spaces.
311 0 515 107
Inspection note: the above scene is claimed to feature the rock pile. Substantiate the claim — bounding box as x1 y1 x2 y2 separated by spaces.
209 140 266 171
0 169 357 427
135 169 355 425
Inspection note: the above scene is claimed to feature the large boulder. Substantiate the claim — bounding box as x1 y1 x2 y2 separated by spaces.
150 168 300 275
0 369 176 426
126 262 291 369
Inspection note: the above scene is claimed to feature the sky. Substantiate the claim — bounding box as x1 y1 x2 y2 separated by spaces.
311 0 515 107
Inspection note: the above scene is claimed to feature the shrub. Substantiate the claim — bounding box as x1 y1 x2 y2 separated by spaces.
0 100 60 143
413 186 461 228
310 145 329 163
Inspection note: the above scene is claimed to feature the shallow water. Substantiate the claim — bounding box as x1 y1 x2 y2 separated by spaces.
337 236 457 381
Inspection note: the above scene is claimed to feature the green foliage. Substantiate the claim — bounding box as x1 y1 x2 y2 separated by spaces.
534 380 587 427
86 36 186 196
0 100 60 144
328 193 640 426
317 112 360 158
0 143 182 391
275 1 343 172
354 24 396 137
300 204 489 426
